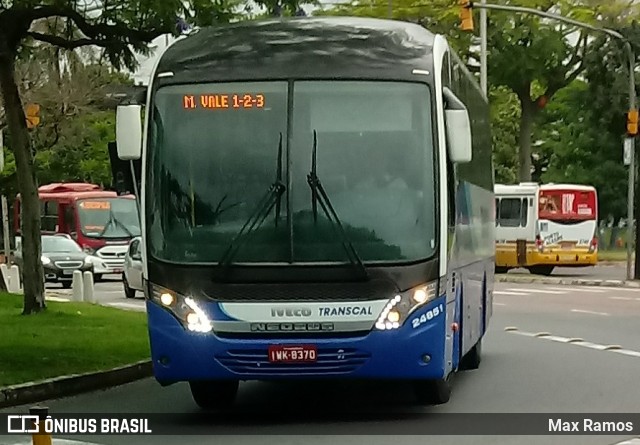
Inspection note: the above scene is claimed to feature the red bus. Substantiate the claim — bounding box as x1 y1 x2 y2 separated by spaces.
14 183 140 276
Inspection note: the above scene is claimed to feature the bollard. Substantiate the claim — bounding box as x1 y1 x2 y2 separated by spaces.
0 263 8 289
83 271 94 303
30 405 52 445
8 265 20 293
71 270 83 301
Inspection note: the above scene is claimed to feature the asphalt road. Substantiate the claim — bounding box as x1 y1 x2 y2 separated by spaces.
4 281 640 445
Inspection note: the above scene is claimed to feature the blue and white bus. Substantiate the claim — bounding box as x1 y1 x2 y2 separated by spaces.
116 17 495 408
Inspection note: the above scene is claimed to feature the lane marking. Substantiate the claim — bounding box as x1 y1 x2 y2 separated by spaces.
494 291 529 296
570 309 610 316
544 286 606 293
505 327 640 359
597 287 640 293
611 438 640 445
493 302 507 306
610 296 634 301
612 349 640 358
506 288 566 294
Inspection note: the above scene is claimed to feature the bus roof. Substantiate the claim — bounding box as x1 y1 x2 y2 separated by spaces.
495 183 539 195
155 17 438 85
16 183 135 201
540 183 596 192
495 183 597 196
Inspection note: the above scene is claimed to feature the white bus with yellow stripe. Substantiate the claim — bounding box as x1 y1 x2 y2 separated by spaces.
495 183 598 275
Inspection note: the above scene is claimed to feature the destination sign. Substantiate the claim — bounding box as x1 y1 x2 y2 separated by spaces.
79 201 111 210
182 94 265 110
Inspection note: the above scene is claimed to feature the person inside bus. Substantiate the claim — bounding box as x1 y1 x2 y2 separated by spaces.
333 137 427 257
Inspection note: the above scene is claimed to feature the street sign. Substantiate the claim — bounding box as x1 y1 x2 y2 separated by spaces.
624 137 634 166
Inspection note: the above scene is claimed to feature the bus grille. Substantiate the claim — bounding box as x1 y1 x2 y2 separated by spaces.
215 348 370 376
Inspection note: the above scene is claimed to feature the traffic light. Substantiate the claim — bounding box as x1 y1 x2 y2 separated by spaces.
459 0 474 31
25 103 40 129
627 109 638 136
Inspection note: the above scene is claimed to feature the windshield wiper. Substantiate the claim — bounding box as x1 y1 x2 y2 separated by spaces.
218 133 285 268
307 130 368 280
99 208 135 238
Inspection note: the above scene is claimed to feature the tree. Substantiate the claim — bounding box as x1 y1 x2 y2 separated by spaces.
490 85 520 184
0 1 239 314
535 79 628 221
321 0 640 183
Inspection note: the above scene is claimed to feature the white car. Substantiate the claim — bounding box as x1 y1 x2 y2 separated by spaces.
123 237 143 298
85 255 110 281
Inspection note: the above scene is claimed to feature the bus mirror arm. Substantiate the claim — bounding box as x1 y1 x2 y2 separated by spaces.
443 88 472 164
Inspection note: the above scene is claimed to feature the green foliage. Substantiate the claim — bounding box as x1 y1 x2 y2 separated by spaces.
533 22 640 222
490 86 519 184
315 0 475 63
0 292 149 386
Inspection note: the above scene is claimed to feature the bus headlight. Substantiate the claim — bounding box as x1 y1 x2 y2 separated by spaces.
150 285 212 333
375 281 438 330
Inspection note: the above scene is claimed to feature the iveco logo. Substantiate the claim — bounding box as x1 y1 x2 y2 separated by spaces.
250 322 334 332
270 308 312 317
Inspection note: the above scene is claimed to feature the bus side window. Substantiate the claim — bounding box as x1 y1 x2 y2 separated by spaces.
41 201 58 232
495 198 500 226
498 198 522 227
521 198 528 226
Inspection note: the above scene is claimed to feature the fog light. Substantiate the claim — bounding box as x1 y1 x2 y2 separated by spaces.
160 292 174 306
186 312 199 324
387 310 400 323
422 354 431 363
159 356 170 366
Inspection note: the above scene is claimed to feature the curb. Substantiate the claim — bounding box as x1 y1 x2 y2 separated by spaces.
0 360 152 408
496 274 640 288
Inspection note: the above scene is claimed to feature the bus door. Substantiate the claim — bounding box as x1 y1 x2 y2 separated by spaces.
519 196 535 265
496 195 530 267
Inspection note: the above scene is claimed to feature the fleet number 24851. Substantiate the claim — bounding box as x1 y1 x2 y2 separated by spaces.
412 303 445 329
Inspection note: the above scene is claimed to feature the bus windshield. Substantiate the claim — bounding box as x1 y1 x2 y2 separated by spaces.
538 189 596 223
77 198 141 239
147 81 437 265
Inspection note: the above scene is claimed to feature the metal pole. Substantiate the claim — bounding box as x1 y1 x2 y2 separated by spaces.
2 197 9 265
480 0 488 98
625 41 636 281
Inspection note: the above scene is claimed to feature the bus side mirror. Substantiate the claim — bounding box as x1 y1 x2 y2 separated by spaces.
116 104 142 160
443 88 472 164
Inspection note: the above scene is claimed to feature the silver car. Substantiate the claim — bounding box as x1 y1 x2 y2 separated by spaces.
123 237 143 298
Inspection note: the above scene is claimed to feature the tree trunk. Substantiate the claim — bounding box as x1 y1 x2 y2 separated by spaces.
517 97 535 182
0 51 45 313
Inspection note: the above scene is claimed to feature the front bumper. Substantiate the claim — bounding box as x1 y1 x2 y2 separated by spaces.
44 264 93 282
146 296 449 384
496 248 597 268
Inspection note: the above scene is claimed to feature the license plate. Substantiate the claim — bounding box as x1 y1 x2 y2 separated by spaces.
62 270 74 276
268 345 317 363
